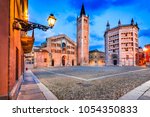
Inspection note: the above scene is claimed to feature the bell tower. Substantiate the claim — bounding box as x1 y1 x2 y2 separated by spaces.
77 4 89 66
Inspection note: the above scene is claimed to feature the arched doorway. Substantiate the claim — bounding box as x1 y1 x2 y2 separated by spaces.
72 60 74 66
113 60 117 65
52 59 54 66
62 56 66 66
112 54 118 66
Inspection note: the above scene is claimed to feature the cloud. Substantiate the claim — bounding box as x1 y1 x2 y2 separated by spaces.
65 15 77 25
69 0 137 17
69 0 111 15
29 0 150 51
89 19 96 26
34 41 42 46
66 16 76 23
112 0 136 6
89 36 104 51
31 29 55 46
139 28 150 37
90 33 104 41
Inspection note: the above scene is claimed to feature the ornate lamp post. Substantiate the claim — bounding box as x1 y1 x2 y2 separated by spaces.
13 14 57 31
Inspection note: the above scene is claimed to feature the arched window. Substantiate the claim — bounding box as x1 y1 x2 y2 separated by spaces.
112 54 118 59
62 42 66 48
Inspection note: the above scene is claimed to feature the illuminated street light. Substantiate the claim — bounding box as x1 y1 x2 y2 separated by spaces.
13 14 56 31
47 14 57 28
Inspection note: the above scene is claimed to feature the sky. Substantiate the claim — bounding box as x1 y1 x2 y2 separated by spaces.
28 0 150 51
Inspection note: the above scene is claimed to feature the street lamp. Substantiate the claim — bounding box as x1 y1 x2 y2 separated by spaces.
47 14 57 28
13 14 57 31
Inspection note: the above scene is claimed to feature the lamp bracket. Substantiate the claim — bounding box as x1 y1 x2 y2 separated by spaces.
13 18 51 31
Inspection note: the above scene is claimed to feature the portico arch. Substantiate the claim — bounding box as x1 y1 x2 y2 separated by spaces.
62 55 66 66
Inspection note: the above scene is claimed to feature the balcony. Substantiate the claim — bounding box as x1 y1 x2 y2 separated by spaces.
21 36 34 53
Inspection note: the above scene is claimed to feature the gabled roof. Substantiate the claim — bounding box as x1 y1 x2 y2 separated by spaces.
47 34 76 46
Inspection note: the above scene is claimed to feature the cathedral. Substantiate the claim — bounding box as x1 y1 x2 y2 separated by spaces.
25 4 90 67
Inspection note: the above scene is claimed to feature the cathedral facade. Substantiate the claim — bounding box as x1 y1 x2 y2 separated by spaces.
44 34 77 67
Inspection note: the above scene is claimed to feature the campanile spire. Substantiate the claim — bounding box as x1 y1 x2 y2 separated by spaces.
80 4 86 16
77 4 89 66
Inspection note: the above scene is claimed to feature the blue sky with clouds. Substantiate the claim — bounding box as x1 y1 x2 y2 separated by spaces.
28 0 150 51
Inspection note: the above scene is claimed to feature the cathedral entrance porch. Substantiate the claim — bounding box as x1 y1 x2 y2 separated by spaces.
62 56 66 66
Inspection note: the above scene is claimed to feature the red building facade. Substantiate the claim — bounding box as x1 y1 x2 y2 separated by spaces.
0 0 33 99
137 47 145 66
144 44 150 64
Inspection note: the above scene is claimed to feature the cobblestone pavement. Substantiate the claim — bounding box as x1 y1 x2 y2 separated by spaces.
31 66 150 100
33 66 148 80
119 80 150 100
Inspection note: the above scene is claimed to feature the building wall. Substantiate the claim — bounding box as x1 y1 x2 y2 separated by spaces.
137 48 145 66
51 53 76 67
47 35 77 67
34 51 50 68
119 27 139 66
33 35 77 68
25 52 34 69
105 29 119 66
9 0 27 99
89 51 105 66
0 0 9 99
145 45 150 64
105 24 139 66
77 15 89 65
0 0 28 99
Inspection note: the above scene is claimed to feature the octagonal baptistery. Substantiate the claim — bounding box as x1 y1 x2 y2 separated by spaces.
104 19 139 66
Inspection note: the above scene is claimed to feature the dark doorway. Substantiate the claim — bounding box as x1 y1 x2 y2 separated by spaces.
52 59 54 66
113 60 117 65
72 60 74 66
62 56 66 66
16 48 19 81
